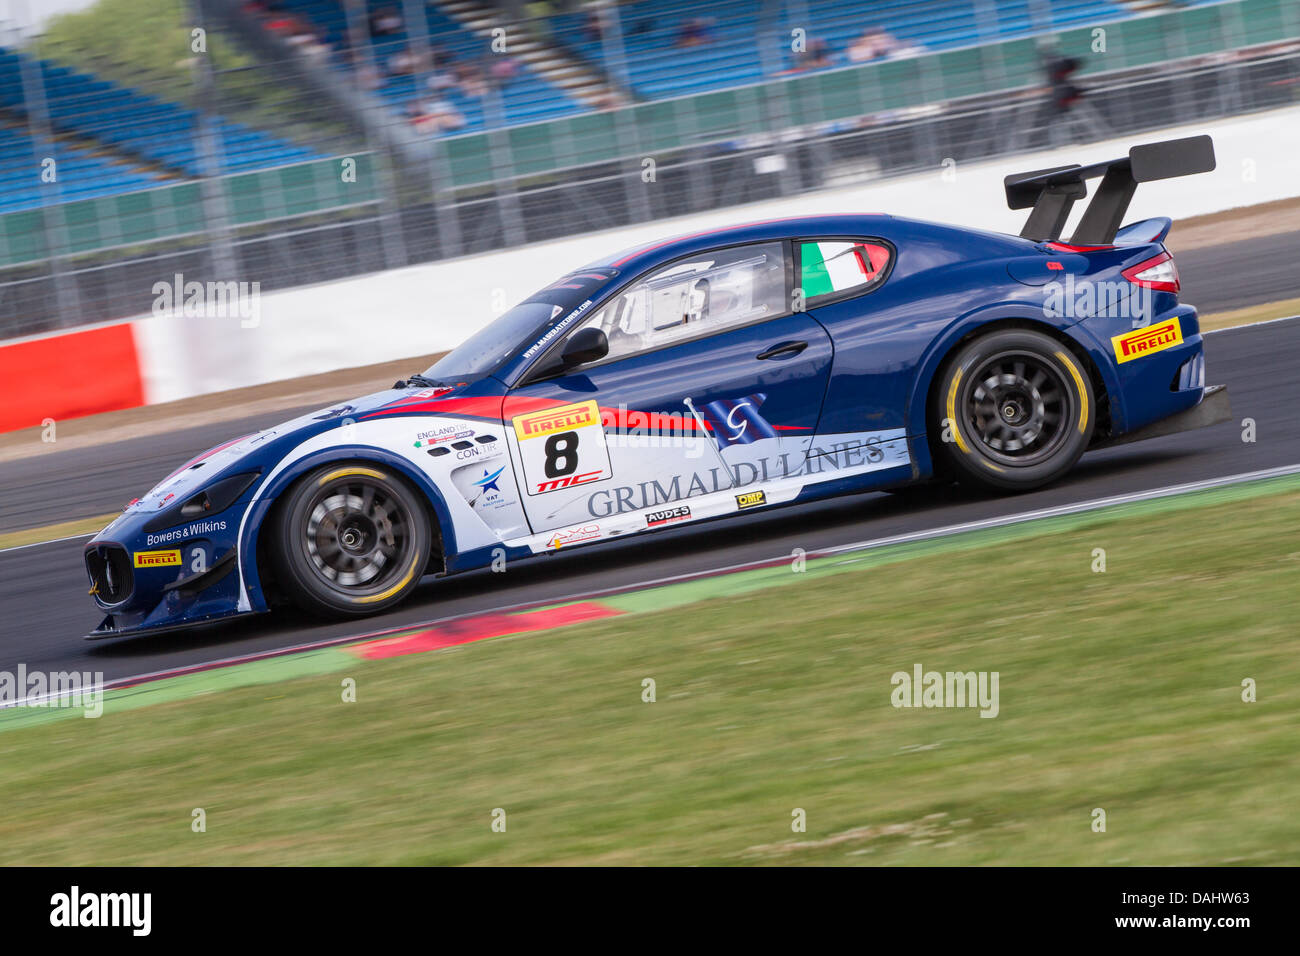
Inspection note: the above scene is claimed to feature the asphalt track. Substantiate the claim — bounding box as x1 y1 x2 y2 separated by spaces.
1 259 1298 685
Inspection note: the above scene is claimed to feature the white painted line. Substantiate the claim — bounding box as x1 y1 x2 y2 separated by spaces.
1205 313 1300 334
0 531 97 555
822 462 1300 564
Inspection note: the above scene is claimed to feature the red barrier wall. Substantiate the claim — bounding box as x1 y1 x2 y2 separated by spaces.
0 323 144 433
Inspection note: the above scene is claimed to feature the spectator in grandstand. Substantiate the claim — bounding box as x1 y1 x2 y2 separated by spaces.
356 61 382 91
805 38 833 69
429 43 452 68
427 66 457 93
589 87 631 111
885 38 925 60
627 17 656 38
370 6 403 37
490 56 520 84
290 28 332 68
455 61 489 98
302 36 331 67
408 97 465 134
787 37 833 72
278 16 333 68
264 12 308 38
387 48 419 77
675 17 716 48
582 10 604 44
847 27 900 63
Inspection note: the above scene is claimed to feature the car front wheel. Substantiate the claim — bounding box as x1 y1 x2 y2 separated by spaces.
272 464 432 617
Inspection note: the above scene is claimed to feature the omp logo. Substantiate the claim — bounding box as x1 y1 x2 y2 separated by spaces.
133 549 181 568
513 401 600 440
736 490 767 509
1112 317 1183 363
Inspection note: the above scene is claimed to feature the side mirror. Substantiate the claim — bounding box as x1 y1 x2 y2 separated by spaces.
560 327 608 367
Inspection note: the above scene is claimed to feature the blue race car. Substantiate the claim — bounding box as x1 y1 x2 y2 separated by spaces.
85 136 1230 638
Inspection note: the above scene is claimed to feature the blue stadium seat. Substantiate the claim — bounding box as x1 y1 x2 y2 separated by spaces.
553 0 1130 99
0 44 322 210
0 122 169 213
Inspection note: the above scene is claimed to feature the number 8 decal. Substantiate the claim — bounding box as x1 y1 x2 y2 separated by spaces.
512 400 613 496
543 431 579 478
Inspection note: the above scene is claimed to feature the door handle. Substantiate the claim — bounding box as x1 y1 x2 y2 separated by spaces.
756 340 808 361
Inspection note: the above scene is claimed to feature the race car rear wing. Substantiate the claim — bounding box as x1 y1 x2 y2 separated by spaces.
1003 135 1216 246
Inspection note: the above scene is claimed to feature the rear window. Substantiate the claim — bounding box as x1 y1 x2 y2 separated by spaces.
799 240 892 301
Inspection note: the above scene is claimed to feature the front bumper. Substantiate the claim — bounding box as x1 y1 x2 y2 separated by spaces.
85 606 258 641
83 509 255 640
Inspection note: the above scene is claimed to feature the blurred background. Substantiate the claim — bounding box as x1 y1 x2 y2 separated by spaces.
1 0 1297 340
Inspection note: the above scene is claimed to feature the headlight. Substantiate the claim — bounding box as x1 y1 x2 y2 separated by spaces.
143 471 260 533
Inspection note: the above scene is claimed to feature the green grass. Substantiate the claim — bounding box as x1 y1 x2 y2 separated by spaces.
3 488 1299 865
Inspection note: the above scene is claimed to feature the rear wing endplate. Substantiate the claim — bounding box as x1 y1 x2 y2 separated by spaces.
1003 135 1216 245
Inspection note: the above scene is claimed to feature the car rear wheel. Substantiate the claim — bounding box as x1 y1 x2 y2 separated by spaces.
931 329 1094 491
272 464 431 617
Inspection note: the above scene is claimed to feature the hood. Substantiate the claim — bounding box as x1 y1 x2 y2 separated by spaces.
128 384 469 516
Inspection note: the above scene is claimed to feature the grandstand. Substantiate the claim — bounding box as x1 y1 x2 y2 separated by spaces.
0 44 319 212
247 0 1137 125
555 0 1133 99
261 0 588 130
1 0 1278 216
0 124 166 211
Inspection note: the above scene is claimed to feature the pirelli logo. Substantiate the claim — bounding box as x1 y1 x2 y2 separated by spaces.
513 400 600 440
736 490 767 509
134 549 181 568
1112 317 1183 364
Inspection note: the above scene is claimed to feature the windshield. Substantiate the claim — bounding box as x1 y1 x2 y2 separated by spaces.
423 269 617 381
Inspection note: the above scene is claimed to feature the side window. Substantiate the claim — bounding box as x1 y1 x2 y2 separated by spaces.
572 241 787 364
798 239 892 303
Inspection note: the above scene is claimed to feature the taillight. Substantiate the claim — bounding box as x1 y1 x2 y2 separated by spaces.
1122 251 1180 293
1045 241 1114 253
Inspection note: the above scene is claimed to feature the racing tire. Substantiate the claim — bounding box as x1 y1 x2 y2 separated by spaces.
931 328 1095 492
272 463 432 617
